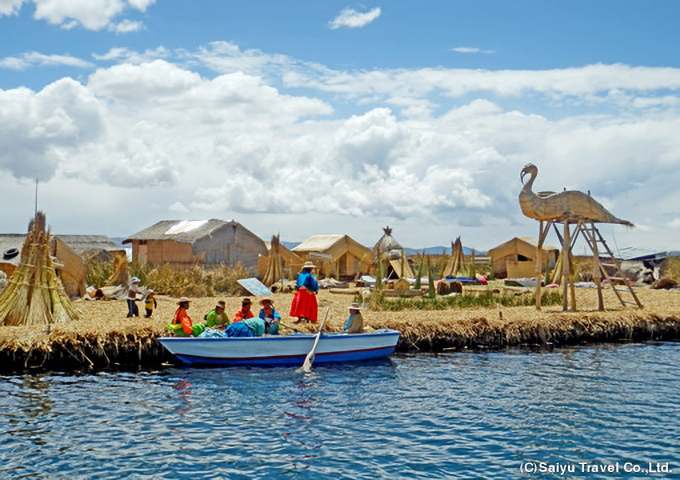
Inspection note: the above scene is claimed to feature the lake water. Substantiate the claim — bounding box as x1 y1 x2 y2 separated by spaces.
1 342 679 479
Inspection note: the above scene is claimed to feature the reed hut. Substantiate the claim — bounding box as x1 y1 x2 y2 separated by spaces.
0 212 81 326
372 226 414 279
292 234 371 280
0 234 93 298
487 236 559 279
123 219 267 272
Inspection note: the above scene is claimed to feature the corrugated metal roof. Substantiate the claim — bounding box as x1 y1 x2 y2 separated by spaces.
291 235 346 252
124 219 237 244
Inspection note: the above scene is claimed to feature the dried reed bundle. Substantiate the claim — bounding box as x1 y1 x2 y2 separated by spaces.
262 234 282 287
105 252 130 287
0 212 81 326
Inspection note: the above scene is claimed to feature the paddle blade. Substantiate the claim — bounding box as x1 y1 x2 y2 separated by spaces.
297 352 315 373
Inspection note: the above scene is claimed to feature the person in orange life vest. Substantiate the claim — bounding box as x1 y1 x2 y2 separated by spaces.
167 297 205 337
233 297 255 322
290 261 319 323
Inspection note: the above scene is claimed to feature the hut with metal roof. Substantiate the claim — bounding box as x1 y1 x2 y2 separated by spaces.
291 234 371 280
372 226 415 279
487 236 559 279
123 219 267 271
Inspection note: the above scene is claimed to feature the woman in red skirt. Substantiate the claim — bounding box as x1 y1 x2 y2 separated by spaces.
290 261 319 323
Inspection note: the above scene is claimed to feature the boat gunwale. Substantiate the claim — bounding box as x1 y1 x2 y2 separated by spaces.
158 329 400 343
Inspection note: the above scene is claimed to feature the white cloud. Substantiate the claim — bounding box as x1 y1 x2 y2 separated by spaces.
0 0 25 16
3 47 680 250
452 47 495 54
329 7 381 30
30 0 153 30
669 219 680 229
93 46 170 63
0 79 105 181
109 18 144 33
0 51 93 70
282 63 680 106
169 202 189 213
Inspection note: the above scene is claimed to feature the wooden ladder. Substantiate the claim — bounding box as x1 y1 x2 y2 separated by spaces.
578 223 643 309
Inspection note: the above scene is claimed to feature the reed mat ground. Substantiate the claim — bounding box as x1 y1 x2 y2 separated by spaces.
0 286 678 372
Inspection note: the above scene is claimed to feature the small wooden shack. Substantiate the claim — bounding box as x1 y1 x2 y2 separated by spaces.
124 219 267 271
292 234 371 280
487 236 559 279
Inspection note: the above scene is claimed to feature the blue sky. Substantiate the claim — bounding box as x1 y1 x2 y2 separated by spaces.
1 0 680 252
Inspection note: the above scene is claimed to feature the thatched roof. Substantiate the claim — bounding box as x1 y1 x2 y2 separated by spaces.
292 234 370 261
56 235 122 254
123 219 264 248
488 236 559 256
124 219 225 244
372 226 411 262
1 234 121 265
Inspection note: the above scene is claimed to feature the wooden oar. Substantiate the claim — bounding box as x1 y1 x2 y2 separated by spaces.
296 307 330 373
279 322 303 333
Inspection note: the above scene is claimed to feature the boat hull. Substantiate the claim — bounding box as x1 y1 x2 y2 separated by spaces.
158 330 400 367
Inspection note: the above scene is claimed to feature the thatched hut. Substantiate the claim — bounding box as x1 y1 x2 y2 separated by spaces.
372 226 414 279
123 219 267 272
487 236 559 279
292 234 371 280
0 234 102 297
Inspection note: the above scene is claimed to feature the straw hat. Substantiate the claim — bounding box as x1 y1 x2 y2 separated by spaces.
216 300 226 309
177 296 191 305
348 302 362 311
302 261 316 269
259 297 274 305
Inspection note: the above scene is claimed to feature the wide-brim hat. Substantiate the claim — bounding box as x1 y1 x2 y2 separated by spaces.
302 261 316 269
259 297 274 305
216 300 226 309
241 297 252 305
177 296 191 305
348 302 362 311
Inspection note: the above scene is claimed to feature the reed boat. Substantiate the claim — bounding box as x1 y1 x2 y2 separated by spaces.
158 329 400 367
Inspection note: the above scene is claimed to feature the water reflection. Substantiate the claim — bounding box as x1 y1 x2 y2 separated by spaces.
0 343 678 479
5 375 53 447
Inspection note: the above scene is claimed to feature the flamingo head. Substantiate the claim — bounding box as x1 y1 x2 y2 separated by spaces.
520 163 538 184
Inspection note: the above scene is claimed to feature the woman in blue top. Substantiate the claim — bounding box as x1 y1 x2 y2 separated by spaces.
289 261 319 323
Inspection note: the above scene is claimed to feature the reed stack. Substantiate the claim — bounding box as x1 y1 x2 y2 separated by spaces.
0 212 81 327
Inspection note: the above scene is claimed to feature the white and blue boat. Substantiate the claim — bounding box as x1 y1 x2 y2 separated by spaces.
158 329 400 367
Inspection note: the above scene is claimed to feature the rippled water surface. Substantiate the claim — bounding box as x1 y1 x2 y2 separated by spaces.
2 342 679 479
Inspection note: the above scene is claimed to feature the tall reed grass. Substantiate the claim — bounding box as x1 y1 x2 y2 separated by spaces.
371 290 562 311
86 260 249 297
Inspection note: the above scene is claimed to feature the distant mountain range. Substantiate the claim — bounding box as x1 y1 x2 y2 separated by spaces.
281 241 485 256
404 246 486 256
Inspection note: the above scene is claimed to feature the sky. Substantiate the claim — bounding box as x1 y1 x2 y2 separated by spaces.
1 0 680 253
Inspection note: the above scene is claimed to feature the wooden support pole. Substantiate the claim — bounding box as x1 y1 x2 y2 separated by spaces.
588 223 605 311
535 220 551 311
